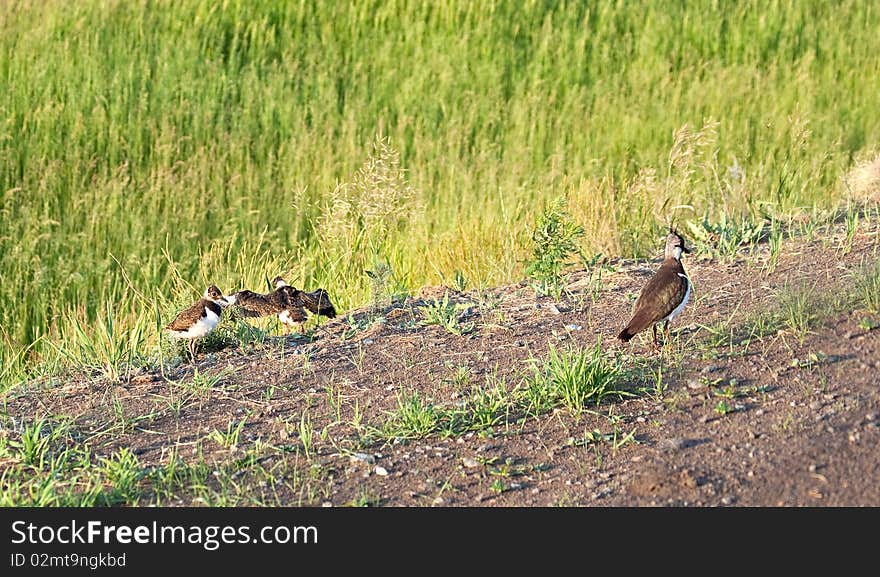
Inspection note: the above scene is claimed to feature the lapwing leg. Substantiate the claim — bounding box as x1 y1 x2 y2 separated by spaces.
188 339 196 363
663 321 671 346
652 324 660 349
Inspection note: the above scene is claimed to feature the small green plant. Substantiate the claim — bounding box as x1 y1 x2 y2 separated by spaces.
525 196 584 300
451 270 468 292
714 400 733 415
686 214 765 261
9 418 69 468
713 379 746 399
444 364 472 389
341 312 382 340
418 292 474 335
184 367 230 394
366 260 408 313
349 488 382 507
210 418 248 450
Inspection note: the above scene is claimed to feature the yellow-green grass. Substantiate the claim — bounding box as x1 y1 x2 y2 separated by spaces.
2 0 880 386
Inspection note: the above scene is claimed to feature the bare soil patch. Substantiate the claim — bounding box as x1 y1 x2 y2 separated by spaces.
4 222 879 507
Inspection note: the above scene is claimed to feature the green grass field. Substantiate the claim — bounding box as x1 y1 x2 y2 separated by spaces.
2 0 879 385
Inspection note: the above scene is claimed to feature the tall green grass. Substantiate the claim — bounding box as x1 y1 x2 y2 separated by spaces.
2 0 880 385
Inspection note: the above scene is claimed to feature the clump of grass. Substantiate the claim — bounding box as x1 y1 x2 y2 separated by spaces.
777 283 820 340
525 197 584 300
49 302 150 381
852 258 880 314
7 417 72 469
380 391 440 440
97 447 146 503
523 341 629 414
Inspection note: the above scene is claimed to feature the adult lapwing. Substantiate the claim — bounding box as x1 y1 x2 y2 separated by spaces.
227 276 337 335
165 284 229 362
617 229 692 349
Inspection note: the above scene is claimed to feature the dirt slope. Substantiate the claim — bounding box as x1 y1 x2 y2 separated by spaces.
4 221 879 507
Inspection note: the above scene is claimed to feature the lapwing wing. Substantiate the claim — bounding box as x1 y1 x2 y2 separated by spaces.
165 284 229 362
272 276 337 331
617 229 692 349
227 276 337 335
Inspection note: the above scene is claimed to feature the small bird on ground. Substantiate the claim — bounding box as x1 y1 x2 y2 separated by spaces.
617 229 692 349
165 284 229 362
227 276 337 335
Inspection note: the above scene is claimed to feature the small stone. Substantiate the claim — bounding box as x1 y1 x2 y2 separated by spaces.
374 466 389 476
432 497 445 506
809 400 822 411
701 365 722 374
658 438 691 451
363 339 374 344
350 452 376 465
687 379 705 390
462 457 480 468
321 501 333 507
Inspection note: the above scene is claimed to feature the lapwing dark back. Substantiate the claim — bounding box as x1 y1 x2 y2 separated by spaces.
617 230 691 344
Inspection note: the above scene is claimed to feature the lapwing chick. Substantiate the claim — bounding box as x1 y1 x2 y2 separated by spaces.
227 277 337 336
272 276 337 330
617 230 692 350
165 284 229 362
